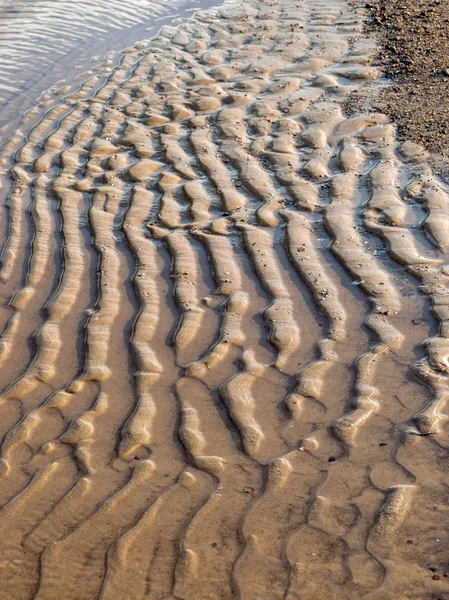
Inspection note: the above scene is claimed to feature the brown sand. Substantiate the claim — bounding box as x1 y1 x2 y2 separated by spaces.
358 0 449 177
0 0 448 598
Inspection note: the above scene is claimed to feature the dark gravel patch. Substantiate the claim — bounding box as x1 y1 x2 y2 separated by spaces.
352 0 449 174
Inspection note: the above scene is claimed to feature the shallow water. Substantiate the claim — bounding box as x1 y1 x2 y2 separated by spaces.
0 0 211 133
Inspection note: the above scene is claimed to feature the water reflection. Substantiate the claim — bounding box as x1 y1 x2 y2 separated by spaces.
0 0 208 130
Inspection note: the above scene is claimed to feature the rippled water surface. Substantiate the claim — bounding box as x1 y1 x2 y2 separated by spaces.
0 0 209 131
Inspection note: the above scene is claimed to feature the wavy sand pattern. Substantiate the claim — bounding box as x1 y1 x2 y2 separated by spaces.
0 0 448 598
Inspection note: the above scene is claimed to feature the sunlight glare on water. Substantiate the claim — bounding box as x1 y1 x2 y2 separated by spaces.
0 0 208 129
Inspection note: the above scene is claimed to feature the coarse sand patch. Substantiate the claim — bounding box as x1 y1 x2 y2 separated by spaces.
350 0 449 177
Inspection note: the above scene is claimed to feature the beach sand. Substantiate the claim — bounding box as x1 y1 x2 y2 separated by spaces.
356 0 449 178
0 0 448 598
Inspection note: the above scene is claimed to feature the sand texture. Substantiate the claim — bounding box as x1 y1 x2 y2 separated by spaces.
0 0 448 598
357 0 449 177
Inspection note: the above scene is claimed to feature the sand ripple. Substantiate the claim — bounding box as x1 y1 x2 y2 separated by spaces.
0 0 447 597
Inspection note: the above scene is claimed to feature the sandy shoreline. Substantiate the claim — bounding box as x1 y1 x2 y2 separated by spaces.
357 0 449 178
0 0 448 597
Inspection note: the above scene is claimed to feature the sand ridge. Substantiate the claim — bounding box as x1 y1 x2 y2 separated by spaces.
0 0 447 598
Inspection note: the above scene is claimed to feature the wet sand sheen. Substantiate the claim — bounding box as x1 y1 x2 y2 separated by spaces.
0 0 448 598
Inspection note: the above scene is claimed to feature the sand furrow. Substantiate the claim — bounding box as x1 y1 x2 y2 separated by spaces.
0 174 90 463
149 226 206 356
0 166 32 286
281 209 345 422
239 223 300 370
100 469 213 599
118 185 161 462
189 116 250 218
189 228 248 372
323 168 403 445
0 175 55 378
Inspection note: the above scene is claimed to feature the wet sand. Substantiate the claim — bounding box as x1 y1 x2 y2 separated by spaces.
0 0 448 598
